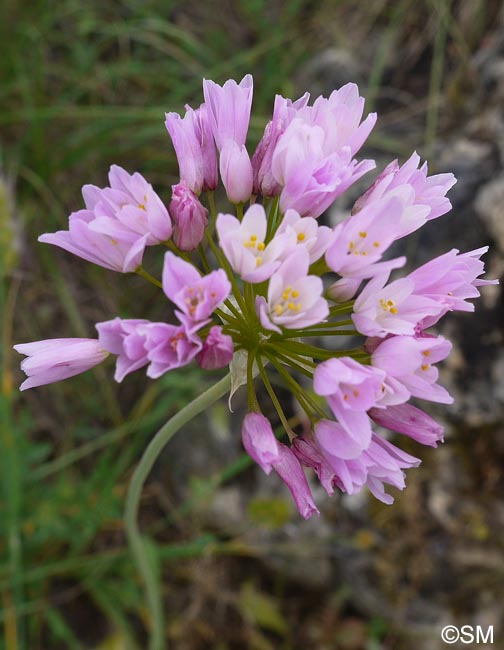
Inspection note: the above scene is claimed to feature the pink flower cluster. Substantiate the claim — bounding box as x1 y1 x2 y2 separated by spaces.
15 74 497 518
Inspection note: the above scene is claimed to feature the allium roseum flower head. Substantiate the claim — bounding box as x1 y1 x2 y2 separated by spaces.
15 73 498 519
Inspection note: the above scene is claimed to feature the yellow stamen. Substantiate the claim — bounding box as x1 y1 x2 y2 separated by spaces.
359 231 367 238
390 307 398 314
256 257 263 267
257 242 265 251
421 364 429 371
291 290 299 298
275 305 284 316
250 234 257 242
297 232 306 242
373 241 380 248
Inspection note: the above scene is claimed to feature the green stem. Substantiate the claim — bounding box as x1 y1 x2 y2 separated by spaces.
125 373 231 650
136 267 163 289
256 354 295 440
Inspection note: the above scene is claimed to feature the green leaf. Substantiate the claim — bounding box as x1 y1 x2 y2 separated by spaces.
239 582 288 637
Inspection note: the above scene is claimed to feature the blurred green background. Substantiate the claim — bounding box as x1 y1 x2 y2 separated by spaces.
1 1 503 649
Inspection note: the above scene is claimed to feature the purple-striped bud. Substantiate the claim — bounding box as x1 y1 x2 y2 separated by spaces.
169 183 208 251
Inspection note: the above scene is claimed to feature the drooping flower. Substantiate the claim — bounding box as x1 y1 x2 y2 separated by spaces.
216 204 295 283
256 248 329 333
165 103 218 194
369 403 444 447
313 357 384 453
169 182 208 251
197 326 234 370
353 151 457 237
271 443 320 519
241 412 280 474
13 339 108 390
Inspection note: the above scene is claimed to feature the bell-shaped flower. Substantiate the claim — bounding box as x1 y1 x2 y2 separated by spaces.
276 209 334 264
203 74 253 150
216 204 294 283
13 338 108 390
325 194 407 279
409 247 498 328
371 334 453 405
81 165 172 244
256 248 329 333
241 412 280 474
369 403 444 447
271 83 377 217
162 252 231 327
313 357 385 452
197 326 234 370
39 210 148 273
352 272 441 338
169 182 208 251
165 103 217 194
252 92 310 196
353 152 457 237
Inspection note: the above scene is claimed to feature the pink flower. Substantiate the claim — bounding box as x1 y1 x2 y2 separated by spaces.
162 252 231 327
169 183 208 251
316 432 420 504
197 326 234 370
241 412 280 474
252 92 310 196
39 165 172 272
371 335 453 405
409 247 499 328
13 338 108 390
271 83 377 217
96 318 152 382
292 436 338 495
369 403 444 447
352 273 441 338
219 140 253 204
353 152 457 237
203 75 253 150
39 210 148 273
313 357 385 454
216 204 294 283
165 103 218 194
325 194 407 279
256 248 329 333
144 322 203 379
276 209 334 263
272 443 320 519
241 414 319 518
82 165 172 244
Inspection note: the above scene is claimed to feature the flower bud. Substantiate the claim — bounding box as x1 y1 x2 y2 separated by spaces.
197 326 233 370
241 412 280 474
169 183 208 251
219 141 253 204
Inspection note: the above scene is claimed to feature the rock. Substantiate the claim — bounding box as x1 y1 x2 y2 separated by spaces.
475 174 504 253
